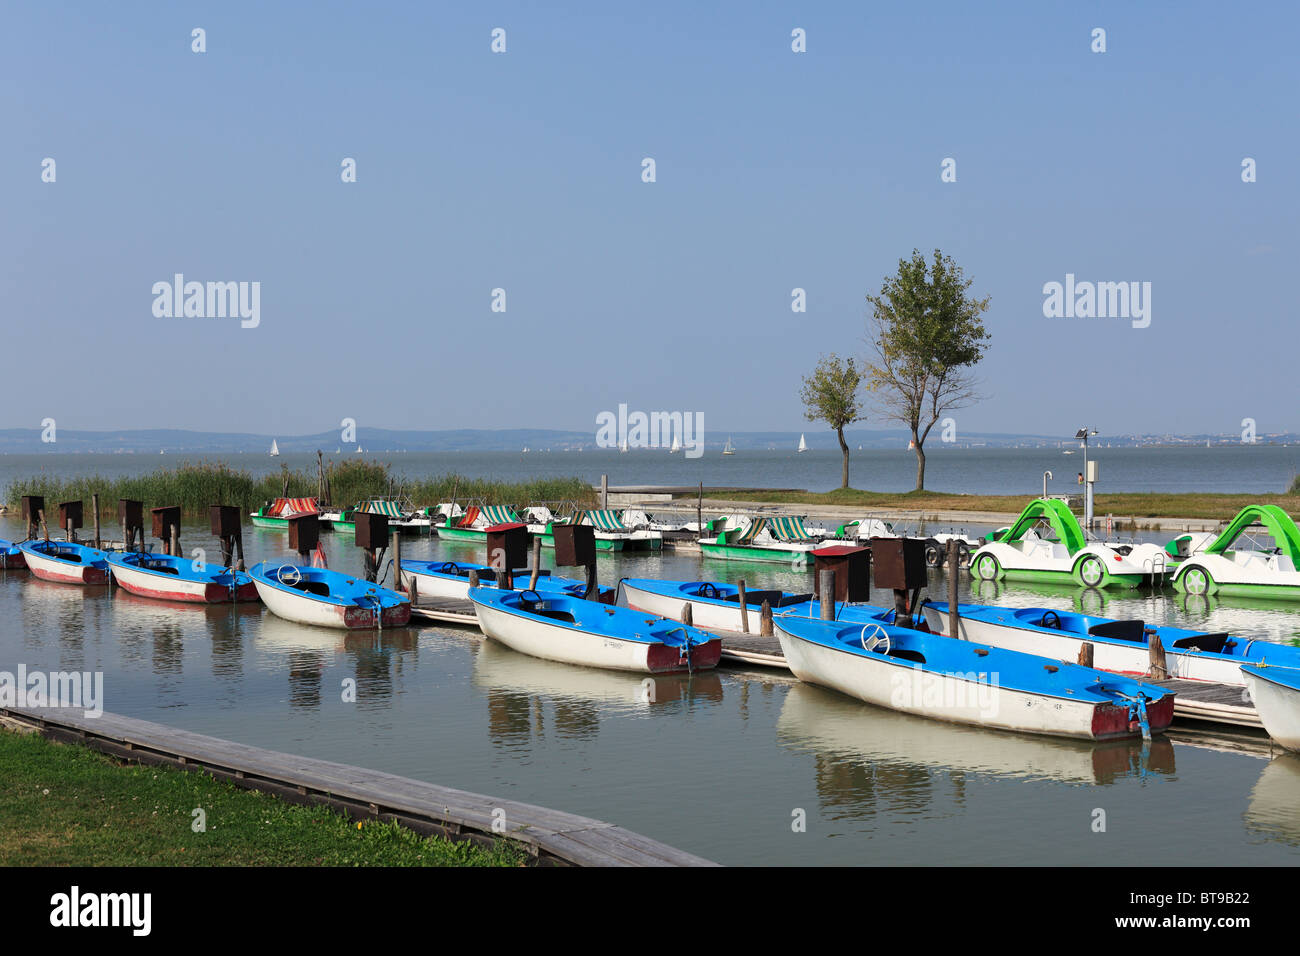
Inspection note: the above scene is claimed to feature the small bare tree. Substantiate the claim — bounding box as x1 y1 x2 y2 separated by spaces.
799 354 864 489
865 249 991 491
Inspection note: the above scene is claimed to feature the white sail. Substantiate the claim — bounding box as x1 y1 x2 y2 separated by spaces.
270 440 279 457
797 434 807 452
670 433 681 454
619 439 629 453
723 436 735 455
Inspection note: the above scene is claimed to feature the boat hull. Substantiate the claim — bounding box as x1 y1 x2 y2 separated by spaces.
108 559 259 604
1243 667 1300 751
19 543 110 585
777 623 1172 740
698 541 814 565
474 602 720 673
921 604 1270 686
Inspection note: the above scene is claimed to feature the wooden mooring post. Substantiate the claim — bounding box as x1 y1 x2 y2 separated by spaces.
119 499 144 553
1077 641 1095 668
737 580 750 634
20 495 43 541
1148 630 1168 680
91 494 101 550
151 506 180 556
760 600 773 636
210 506 244 570
947 538 960 639
527 536 542 591
391 530 403 592
819 570 835 620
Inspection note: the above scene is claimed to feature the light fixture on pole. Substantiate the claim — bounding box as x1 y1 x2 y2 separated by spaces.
1074 427 1099 528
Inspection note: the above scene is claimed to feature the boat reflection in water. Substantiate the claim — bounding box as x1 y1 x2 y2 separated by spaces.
1245 754 1300 846
776 682 1175 815
471 639 723 748
253 611 419 711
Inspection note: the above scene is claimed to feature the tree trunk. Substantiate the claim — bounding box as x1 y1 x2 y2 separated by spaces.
837 426 850 489
913 429 926 491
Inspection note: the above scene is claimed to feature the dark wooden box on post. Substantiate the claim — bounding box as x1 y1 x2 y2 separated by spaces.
811 545 871 602
58 501 84 531
150 506 180 541
869 537 928 591
118 499 144 531
209 505 242 538
353 512 389 550
485 522 530 572
287 514 320 553
21 495 45 526
552 523 595 568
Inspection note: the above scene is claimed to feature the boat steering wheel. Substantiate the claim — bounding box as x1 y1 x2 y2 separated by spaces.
698 583 719 599
860 623 892 656
1040 610 1062 629
275 565 302 587
439 561 457 573
519 589 542 605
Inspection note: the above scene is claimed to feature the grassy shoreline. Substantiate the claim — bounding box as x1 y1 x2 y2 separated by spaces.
694 488 1300 522
0 727 526 866
3 461 593 519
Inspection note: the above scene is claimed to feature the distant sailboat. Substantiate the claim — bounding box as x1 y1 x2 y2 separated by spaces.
670 433 681 454
355 445 364 454
619 438 629 453
722 436 735 456
270 439 279 457
797 434 807 453
336 447 341 454
908 439 915 450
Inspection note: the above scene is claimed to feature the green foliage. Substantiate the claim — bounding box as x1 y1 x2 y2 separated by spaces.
799 354 863 431
4 461 594 517
865 248 992 490
0 729 526 866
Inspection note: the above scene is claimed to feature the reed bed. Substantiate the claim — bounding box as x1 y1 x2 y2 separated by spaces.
3 460 594 517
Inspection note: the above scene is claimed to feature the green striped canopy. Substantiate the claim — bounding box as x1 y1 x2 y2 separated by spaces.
482 505 521 525
731 517 766 544
767 515 814 542
357 499 404 517
578 509 627 532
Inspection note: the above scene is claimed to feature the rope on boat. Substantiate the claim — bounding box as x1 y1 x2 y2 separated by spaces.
1099 684 1153 740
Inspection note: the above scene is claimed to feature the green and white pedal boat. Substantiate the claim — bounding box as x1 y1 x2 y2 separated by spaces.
968 498 1170 590
1167 505 1300 600
697 515 824 566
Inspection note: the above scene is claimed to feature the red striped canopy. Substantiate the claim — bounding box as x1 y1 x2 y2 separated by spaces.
267 497 318 517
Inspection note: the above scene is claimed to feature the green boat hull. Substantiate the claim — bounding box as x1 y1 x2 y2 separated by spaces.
251 516 290 530
536 532 624 552
698 542 811 565
997 567 1144 590
437 527 490 543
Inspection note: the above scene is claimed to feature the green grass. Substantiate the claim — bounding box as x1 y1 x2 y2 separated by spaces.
702 487 1300 521
3 461 594 519
0 728 528 866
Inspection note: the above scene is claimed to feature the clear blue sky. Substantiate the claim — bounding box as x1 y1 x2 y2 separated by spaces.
4 1 1296 439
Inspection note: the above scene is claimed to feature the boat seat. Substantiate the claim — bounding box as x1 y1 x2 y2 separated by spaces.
1087 620 1147 643
290 581 331 597
777 593 814 607
1172 632 1236 654
721 590 782 607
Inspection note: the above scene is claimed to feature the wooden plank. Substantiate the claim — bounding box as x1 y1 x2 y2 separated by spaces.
3 706 715 867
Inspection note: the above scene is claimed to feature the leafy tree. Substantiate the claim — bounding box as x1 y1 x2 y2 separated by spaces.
799 354 864 489
865 249 991 491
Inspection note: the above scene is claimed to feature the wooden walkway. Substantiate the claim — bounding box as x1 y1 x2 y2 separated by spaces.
1149 678 1262 728
1 706 716 867
409 597 478 626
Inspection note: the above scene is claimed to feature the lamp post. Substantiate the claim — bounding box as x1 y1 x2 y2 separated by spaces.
1042 470 1052 499
1074 427 1099 529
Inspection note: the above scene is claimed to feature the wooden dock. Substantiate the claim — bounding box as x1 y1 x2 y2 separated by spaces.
1149 678 1262 729
409 597 478 626
1 706 717 867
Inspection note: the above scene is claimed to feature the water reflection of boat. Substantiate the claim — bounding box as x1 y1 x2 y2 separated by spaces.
254 610 417 654
1244 754 1300 846
776 681 1175 786
970 578 1110 616
471 638 722 709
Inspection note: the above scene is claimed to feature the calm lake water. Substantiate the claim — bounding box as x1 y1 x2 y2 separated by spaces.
3 515 1298 865
2 443 1298 494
